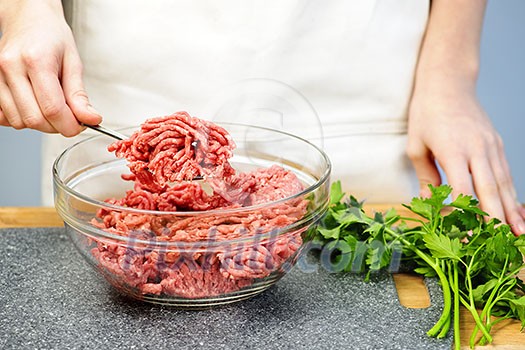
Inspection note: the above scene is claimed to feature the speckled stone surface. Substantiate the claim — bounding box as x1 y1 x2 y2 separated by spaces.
0 228 452 350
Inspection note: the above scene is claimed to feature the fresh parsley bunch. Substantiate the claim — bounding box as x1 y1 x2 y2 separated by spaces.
313 181 525 349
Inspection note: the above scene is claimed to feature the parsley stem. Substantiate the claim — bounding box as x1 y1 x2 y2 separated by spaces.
397 216 425 225
384 227 452 338
464 242 492 346
437 310 451 338
460 295 493 345
471 257 514 346
480 279 517 344
479 314 513 346
447 261 462 350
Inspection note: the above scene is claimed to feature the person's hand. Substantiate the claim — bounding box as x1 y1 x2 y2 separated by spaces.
407 79 525 235
0 0 101 136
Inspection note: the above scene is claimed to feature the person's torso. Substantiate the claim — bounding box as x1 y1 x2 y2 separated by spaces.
66 0 429 140
43 0 429 206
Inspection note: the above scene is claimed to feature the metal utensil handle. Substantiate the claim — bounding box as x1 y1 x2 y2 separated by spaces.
83 124 128 140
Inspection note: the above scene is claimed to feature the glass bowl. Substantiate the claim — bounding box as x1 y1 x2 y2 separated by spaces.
53 123 331 307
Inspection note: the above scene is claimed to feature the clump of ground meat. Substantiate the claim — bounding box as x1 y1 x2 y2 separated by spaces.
108 111 236 189
91 112 308 299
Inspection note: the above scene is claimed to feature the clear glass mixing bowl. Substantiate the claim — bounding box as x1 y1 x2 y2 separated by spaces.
53 123 330 307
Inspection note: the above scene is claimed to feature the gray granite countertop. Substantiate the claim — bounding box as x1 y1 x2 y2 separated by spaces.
0 228 452 350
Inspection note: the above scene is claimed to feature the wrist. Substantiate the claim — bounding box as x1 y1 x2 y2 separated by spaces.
417 53 479 81
0 0 64 30
413 61 479 98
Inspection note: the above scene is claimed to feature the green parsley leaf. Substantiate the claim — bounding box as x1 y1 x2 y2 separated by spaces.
414 266 437 278
332 206 369 226
422 233 464 260
330 180 345 205
450 194 487 216
317 226 341 240
509 296 525 329
403 198 433 220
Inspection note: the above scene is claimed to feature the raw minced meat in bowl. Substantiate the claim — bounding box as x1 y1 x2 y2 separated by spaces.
53 112 331 307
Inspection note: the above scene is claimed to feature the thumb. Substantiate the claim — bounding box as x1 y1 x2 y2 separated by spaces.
407 142 442 198
62 49 102 126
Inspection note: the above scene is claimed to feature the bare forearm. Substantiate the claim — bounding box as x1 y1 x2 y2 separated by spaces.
415 0 487 90
0 0 64 30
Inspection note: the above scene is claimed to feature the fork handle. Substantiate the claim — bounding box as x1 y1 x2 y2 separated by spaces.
82 124 127 140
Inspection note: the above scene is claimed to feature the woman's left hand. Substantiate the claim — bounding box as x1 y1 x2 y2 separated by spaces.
407 80 525 234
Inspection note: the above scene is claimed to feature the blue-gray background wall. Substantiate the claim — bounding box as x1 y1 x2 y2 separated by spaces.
0 1 523 206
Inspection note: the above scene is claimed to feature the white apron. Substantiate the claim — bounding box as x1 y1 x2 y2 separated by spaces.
43 0 429 205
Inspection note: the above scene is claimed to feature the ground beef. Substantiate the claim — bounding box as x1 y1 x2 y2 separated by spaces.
91 112 308 299
108 111 236 188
